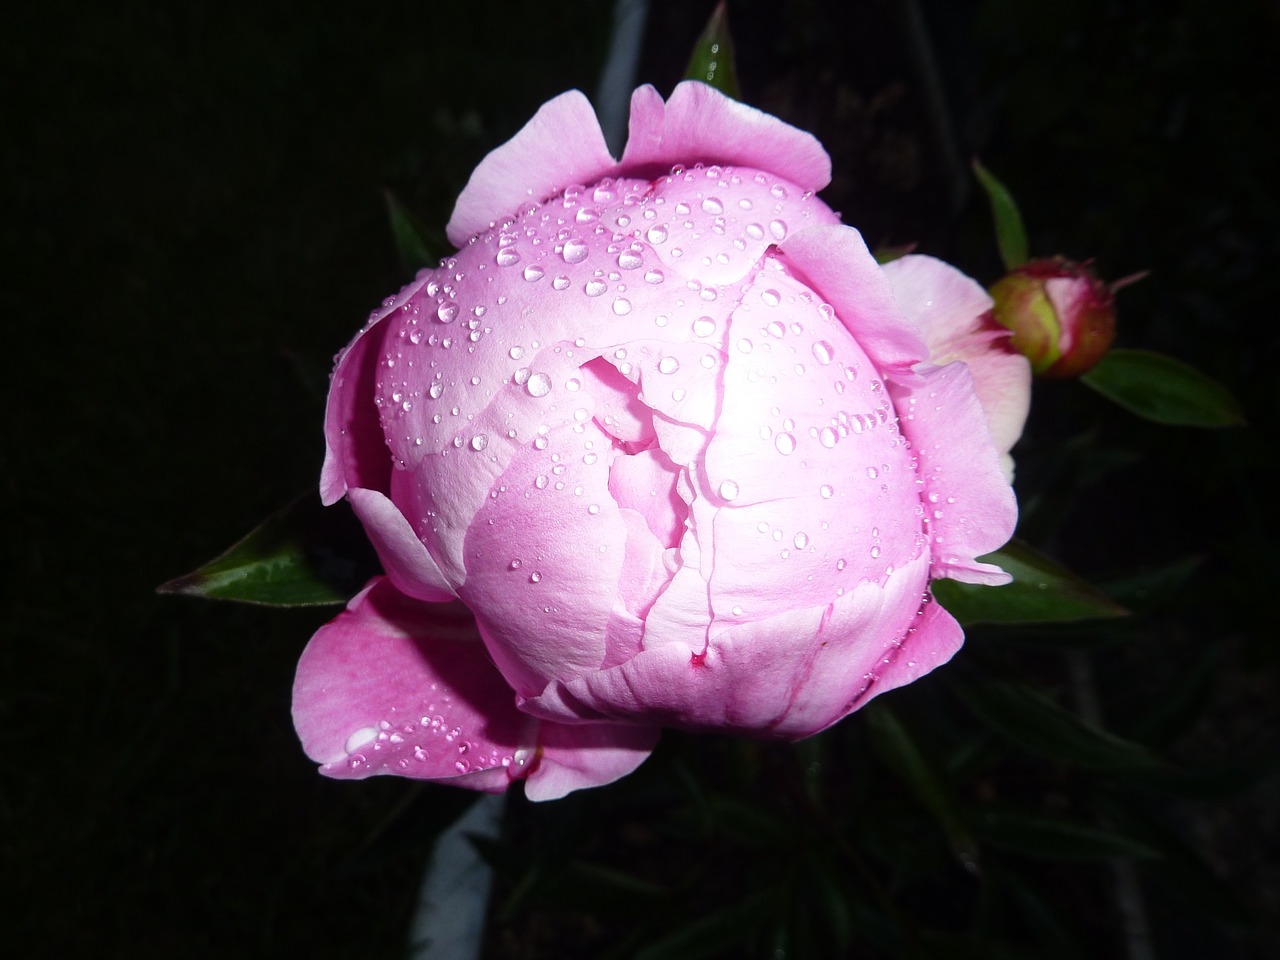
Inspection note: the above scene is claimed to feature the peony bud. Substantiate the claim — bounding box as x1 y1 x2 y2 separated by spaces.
989 257 1116 378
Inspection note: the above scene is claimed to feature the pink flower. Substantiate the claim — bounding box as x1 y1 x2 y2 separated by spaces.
293 83 1030 800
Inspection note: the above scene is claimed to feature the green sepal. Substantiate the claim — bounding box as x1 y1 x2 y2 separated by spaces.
972 160 1030 270
932 539 1129 626
948 674 1164 773
1080 348 1245 427
158 494 379 607
683 1 741 99
384 189 445 274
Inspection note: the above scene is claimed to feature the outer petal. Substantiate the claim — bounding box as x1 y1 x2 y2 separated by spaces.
321 290 415 504
888 362 1017 585
292 578 531 791
292 577 658 798
525 723 659 802
347 487 455 602
844 591 965 714
882 254 1031 467
620 82 831 191
777 225 927 373
446 91 616 246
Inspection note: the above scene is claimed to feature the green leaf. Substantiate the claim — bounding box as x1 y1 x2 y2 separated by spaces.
972 160 1029 270
158 494 379 607
949 674 1164 773
683 1 741 99
973 805 1161 861
864 703 979 871
932 539 1129 626
384 189 443 274
1080 348 1244 427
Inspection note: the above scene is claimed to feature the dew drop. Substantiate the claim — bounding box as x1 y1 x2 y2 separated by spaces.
719 479 740 501
552 275 571 290
526 373 552 397
522 264 544 282
584 279 607 297
794 532 809 549
436 301 459 323
658 356 680 374
529 571 542 583
496 247 520 267
646 224 668 244
692 316 717 337
644 268 665 284
775 432 796 455
812 340 834 365
761 288 781 307
820 484 834 499
509 345 525 360
745 222 765 240
701 196 724 215
769 219 788 240
737 337 754 354
617 250 643 270
428 382 444 399
561 238 589 263
612 297 632 315
470 435 488 451
819 427 838 448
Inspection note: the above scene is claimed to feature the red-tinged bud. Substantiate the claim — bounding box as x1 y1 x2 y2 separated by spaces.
989 257 1116 378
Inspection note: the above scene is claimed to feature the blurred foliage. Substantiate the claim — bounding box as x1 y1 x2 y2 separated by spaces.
5 0 1278 958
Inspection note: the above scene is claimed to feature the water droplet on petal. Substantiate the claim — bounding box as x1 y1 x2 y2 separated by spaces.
561 239 589 263
552 275 571 290
470 435 488 451
526 373 552 397
437 301 459 323
820 484 834 499
612 297 632 315
658 356 680 374
701 196 724 215
646 224 668 244
428 382 444 399
769 219 788 240
496 247 520 267
584 279 607 297
812 340 834 365
693 316 716 337
529 571 543 583
775 432 796 455
794 532 809 549
644 268 664 284
522 264 544 282
719 479 740 501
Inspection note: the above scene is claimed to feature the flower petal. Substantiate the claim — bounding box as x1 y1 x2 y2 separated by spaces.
347 487 455 602
844 590 965 713
525 722 659 802
291 578 530 790
447 91 616 247
882 254 1031 466
888 361 1017 585
620 82 831 192
777 224 927 373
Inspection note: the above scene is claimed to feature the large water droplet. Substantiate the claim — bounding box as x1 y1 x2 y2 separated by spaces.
522 264 544 282
775 433 797 455
644 268 664 284
719 479 740 501
584 279 607 297
428 382 444 399
820 484 834 499
646 224 668 244
612 297 632 315
437 301 459 323
617 250 643 270
701 196 724 215
794 532 809 549
526 373 552 397
745 223 765 240
819 427 838 448
496 247 520 267
658 356 680 374
769 219 788 240
561 238 589 263
552 275 571 290
470 434 488 451
692 316 716 337
761 289 781 307
812 340 834 365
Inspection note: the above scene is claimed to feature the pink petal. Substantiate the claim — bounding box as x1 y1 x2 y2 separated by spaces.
608 447 685 548
702 264 927 618
347 487 455 602
526 722 659 802
291 578 532 790
446 91 616 247
522 554 931 737
882 255 1031 466
777 225 927 374
620 82 831 192
845 589 965 713
888 361 1018 585
458 417 626 694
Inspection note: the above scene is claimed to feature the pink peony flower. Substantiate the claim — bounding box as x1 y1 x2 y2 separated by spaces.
293 83 1030 800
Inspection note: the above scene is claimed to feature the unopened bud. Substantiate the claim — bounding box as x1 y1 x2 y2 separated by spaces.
989 257 1116 378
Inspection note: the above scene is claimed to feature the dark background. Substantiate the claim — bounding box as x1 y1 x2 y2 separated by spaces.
4 1 1277 956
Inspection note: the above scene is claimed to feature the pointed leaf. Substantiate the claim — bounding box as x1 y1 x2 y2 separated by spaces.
384 190 444 274
158 494 379 606
949 675 1164 773
974 805 1161 861
1081 348 1244 427
683 1 741 99
972 160 1029 270
932 539 1129 626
